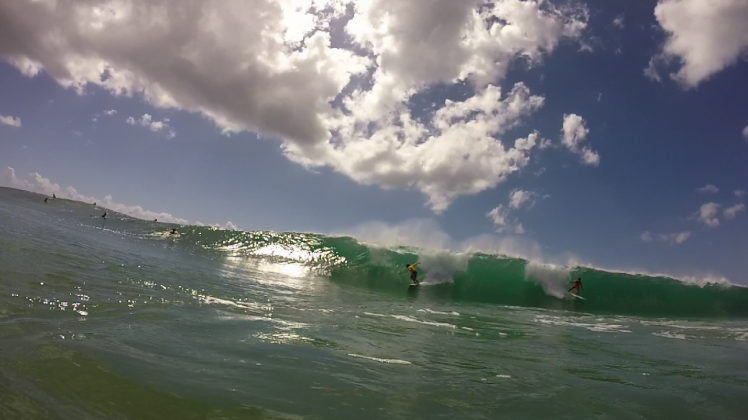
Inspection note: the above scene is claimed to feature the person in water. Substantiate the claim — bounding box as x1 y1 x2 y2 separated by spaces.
568 278 583 294
101 212 107 219
170 228 178 235
44 198 48 203
52 194 56 199
405 262 421 285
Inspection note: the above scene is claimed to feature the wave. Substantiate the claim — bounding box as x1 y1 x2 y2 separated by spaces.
146 223 748 320
32 194 748 320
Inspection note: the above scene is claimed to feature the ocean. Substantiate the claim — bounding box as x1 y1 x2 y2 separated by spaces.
1 186 747 420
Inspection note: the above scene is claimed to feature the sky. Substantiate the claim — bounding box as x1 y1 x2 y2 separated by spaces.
1 0 747 284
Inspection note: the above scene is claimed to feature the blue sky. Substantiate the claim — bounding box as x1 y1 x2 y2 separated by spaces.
1 0 747 283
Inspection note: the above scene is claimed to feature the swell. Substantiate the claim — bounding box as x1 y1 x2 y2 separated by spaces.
165 226 748 319
31 194 748 320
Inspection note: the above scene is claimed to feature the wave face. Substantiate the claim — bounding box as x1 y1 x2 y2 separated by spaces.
160 224 748 320
14 189 747 320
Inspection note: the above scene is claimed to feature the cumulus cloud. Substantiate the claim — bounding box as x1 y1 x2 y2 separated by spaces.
735 189 746 198
561 113 599 166
0 114 21 127
613 14 625 29
641 230 690 244
487 188 544 234
103 109 117 116
698 184 719 193
696 202 721 227
743 125 748 140
0 167 237 228
127 114 175 138
659 231 691 244
0 0 589 213
724 203 745 220
649 0 748 87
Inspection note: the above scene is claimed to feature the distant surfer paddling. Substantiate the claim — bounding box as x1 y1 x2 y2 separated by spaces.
568 278 583 295
405 262 421 285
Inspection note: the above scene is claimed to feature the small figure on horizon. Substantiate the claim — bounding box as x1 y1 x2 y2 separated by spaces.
93 202 96 206
568 278 583 294
154 219 158 222
405 262 421 285
52 194 56 199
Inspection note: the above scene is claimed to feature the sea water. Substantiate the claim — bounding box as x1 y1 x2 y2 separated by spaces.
0 187 746 420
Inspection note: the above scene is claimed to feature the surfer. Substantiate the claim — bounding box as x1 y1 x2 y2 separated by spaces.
52 194 56 199
568 278 583 294
44 197 48 203
405 262 420 285
170 228 178 235
101 212 107 219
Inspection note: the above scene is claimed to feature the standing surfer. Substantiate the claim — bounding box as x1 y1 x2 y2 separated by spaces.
568 278 583 295
406 262 421 285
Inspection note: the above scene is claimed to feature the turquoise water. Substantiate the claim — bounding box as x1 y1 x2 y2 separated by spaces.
1 186 747 419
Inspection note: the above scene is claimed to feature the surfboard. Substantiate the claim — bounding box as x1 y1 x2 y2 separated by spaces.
569 293 586 300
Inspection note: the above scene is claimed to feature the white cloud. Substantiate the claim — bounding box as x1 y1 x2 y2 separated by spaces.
581 148 600 166
0 167 237 228
0 114 21 127
743 125 748 140
103 109 117 116
561 113 599 166
0 0 589 213
509 189 537 209
735 189 746 198
698 184 719 193
724 203 745 220
650 0 748 87
642 230 691 245
487 204 511 232
127 114 175 138
644 55 664 83
696 202 720 227
487 188 543 234
659 231 691 244
613 14 624 29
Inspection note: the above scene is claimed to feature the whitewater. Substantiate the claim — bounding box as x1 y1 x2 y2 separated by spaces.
1 186 747 420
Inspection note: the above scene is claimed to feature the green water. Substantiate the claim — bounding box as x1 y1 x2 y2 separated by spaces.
1 187 747 419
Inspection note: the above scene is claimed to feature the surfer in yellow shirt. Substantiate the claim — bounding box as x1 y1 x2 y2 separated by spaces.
405 262 420 285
